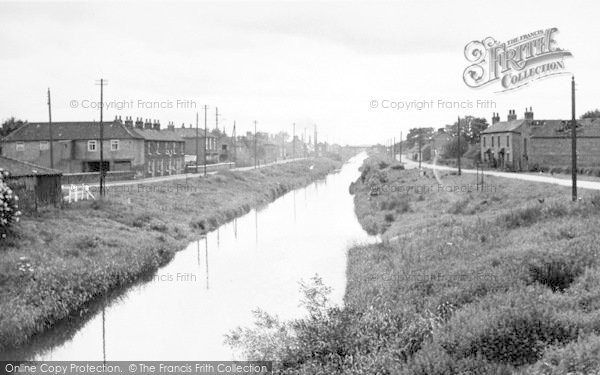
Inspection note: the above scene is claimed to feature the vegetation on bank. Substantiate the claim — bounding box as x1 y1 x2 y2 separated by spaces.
227 153 600 374
0 158 340 353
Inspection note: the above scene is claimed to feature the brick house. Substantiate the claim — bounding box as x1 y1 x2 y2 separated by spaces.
480 109 527 170
481 108 600 171
2 116 185 178
169 124 219 164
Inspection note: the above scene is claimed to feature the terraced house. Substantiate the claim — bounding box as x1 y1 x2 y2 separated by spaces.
2 116 185 178
481 108 600 171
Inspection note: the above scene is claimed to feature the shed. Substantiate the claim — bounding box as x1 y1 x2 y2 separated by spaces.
0 156 63 212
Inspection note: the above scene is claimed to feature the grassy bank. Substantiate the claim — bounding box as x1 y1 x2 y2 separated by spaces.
0 157 339 353
344 154 600 373
227 153 600 374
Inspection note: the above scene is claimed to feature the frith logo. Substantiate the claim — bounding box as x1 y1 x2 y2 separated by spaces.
463 28 572 92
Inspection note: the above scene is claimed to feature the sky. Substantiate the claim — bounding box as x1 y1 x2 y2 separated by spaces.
1 0 599 145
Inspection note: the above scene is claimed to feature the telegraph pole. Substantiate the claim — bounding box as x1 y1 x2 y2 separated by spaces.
233 120 237 165
393 136 396 161
254 120 258 169
457 116 462 176
215 107 219 131
292 123 296 158
418 128 422 169
399 131 402 163
204 105 208 177
47 88 54 169
195 112 199 173
95 79 108 197
314 124 318 158
571 76 577 202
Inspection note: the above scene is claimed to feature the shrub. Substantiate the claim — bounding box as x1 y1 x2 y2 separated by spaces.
498 205 543 229
527 253 584 292
447 198 470 215
529 334 600 375
0 169 22 239
436 291 579 366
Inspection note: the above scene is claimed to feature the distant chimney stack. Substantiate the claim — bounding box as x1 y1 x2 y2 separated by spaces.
524 106 534 121
153 120 160 130
167 121 175 131
507 109 517 121
135 117 144 129
492 112 500 125
124 116 133 126
144 118 153 129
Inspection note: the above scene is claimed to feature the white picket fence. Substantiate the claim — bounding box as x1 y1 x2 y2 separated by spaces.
64 184 96 203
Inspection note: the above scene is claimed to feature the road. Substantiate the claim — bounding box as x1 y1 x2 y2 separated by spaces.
403 158 600 192
62 157 309 189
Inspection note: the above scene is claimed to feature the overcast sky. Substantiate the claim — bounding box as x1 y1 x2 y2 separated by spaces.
1 0 599 145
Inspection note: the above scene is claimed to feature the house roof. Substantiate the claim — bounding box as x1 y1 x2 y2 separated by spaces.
530 118 600 138
3 121 143 142
481 119 526 134
132 128 184 142
169 127 214 139
0 156 62 177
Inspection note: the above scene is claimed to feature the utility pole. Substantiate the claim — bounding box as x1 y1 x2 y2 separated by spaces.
195 112 199 173
571 76 577 202
399 131 402 163
393 136 396 161
47 88 54 169
204 105 208 177
232 120 237 165
254 120 258 169
293 123 296 159
215 107 219 131
314 124 318 158
304 127 307 158
418 128 422 169
457 115 462 176
95 79 108 197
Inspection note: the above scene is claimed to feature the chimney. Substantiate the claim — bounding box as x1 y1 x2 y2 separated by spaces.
167 121 175 131
135 117 144 129
507 109 517 121
524 106 534 121
189 123 192 129
144 118 153 129
492 112 500 125
153 119 160 130
124 116 133 127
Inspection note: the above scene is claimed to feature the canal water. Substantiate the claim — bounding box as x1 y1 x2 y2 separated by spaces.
6 153 374 360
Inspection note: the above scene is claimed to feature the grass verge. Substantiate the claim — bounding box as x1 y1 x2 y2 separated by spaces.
0 157 339 353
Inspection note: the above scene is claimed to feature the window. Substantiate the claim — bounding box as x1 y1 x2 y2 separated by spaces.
88 140 97 152
16 142 24 152
491 137 494 147
483 137 486 148
497 136 500 147
40 141 49 150
506 135 510 148
110 140 119 151
155 142 160 154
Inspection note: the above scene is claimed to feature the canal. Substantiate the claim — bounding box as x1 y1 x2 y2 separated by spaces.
6 153 374 360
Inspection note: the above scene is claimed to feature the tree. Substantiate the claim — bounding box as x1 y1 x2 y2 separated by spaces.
581 109 600 119
445 116 488 144
1 117 27 137
442 136 469 159
405 127 435 149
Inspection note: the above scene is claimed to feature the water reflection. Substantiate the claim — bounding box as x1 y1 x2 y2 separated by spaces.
3 153 374 361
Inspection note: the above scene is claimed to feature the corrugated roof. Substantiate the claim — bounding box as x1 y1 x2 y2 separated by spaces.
3 121 143 141
481 119 525 134
0 156 62 177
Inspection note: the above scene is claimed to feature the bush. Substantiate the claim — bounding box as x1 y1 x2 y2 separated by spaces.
527 252 584 292
529 334 600 374
498 205 543 229
436 291 579 366
0 169 22 239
